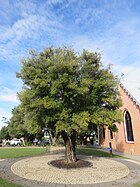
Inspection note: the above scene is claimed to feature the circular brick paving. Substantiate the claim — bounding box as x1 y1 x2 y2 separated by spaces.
11 155 129 184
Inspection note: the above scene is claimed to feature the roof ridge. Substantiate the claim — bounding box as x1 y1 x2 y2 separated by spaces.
120 83 140 107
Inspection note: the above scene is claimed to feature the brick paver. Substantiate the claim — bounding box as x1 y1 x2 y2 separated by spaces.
11 154 129 184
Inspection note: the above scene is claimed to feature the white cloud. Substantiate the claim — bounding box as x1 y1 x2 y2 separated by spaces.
0 86 20 129
110 62 140 104
0 108 11 129
0 0 63 63
0 94 19 102
14 0 37 18
0 87 19 103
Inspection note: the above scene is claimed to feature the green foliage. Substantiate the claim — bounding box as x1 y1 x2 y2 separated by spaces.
24 111 42 135
0 126 10 140
7 47 122 141
7 105 26 138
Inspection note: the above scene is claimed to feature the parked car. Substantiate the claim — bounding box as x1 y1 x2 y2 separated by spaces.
42 139 50 145
6 138 22 146
33 138 39 145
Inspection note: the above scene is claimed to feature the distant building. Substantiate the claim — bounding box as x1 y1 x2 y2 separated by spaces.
100 83 140 155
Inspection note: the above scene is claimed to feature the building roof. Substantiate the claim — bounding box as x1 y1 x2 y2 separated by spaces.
120 81 140 107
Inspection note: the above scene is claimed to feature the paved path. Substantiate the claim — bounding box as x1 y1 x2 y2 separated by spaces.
101 147 140 162
0 147 140 187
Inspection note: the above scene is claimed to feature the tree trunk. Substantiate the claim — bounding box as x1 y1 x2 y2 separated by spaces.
48 130 57 145
61 131 77 163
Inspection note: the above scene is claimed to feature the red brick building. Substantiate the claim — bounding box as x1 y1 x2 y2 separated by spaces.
101 83 140 155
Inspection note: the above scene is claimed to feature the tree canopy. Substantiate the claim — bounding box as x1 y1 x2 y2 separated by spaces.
4 47 122 162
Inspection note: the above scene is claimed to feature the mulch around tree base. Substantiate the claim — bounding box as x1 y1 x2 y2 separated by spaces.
49 159 93 169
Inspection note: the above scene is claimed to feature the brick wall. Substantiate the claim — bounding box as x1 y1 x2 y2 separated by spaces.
101 85 140 155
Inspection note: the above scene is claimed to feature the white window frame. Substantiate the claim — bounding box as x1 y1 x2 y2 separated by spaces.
123 110 134 143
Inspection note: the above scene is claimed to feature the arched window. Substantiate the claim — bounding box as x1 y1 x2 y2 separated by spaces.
124 111 134 142
109 130 113 140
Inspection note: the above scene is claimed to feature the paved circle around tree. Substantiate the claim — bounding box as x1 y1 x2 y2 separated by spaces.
11 154 129 184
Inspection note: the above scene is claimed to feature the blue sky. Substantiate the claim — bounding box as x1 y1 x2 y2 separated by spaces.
0 0 140 128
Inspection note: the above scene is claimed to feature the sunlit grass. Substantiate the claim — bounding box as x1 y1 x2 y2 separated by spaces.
0 147 47 159
0 178 23 187
134 182 140 187
77 146 123 158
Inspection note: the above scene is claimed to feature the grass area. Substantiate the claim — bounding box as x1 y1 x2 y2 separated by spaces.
134 182 140 187
0 147 47 159
0 178 23 187
77 146 123 158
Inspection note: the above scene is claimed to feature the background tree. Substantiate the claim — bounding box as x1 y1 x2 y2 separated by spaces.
8 105 26 138
0 117 10 141
17 47 122 163
0 126 10 140
7 105 43 144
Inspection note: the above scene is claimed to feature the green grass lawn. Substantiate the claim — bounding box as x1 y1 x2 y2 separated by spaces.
134 182 140 187
77 146 123 158
0 147 47 159
0 178 23 187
